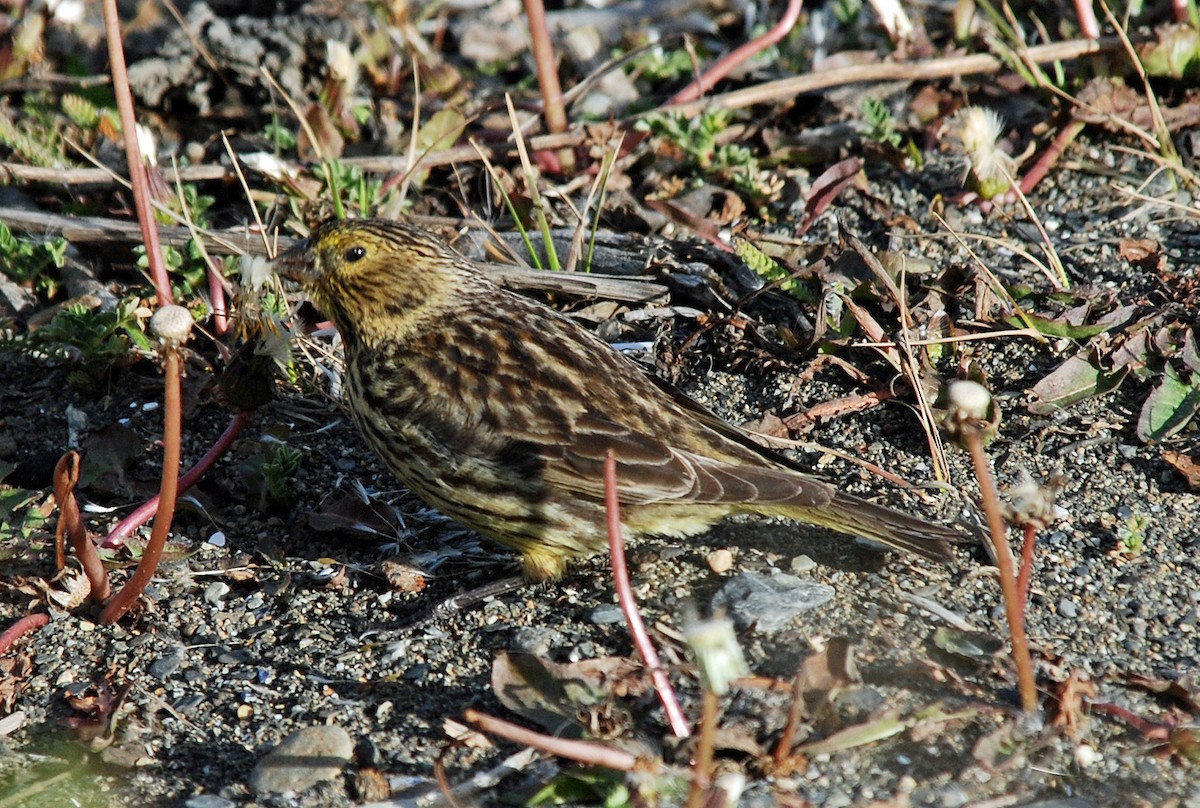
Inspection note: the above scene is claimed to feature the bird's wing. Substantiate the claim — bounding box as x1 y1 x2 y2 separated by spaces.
638 369 819 473
538 410 835 508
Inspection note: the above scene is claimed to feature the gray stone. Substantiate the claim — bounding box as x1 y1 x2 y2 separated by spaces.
249 725 353 796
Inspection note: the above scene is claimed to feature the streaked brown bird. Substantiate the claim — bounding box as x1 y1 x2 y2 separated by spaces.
275 219 962 580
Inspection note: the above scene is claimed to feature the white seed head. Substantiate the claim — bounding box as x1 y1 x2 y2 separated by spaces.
326 40 358 84
684 616 749 695
953 106 1017 197
151 304 193 346
241 152 298 183
946 379 993 421
239 254 273 292
135 123 158 167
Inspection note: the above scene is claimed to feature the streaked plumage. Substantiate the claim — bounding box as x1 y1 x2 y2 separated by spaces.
275 219 963 580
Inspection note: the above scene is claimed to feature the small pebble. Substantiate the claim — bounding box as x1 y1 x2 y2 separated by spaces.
1056 598 1079 619
707 548 734 573
790 554 817 574
184 795 235 808
204 582 230 607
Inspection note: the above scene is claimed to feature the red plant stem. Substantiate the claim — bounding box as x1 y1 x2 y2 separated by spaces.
1017 521 1037 604
1020 119 1085 197
668 0 805 106
604 450 691 739
464 709 640 771
685 690 719 808
101 412 248 549
207 258 229 335
619 0 804 161
1074 0 1101 40
966 432 1038 715
100 0 172 307
0 612 50 655
773 667 808 763
53 452 112 603
523 0 574 172
100 348 184 624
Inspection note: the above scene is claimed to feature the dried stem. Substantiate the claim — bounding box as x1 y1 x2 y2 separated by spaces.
965 432 1038 715
604 450 691 739
100 0 171 306
1017 521 1037 604
522 0 574 171
463 709 640 771
668 0 804 106
0 612 51 655
53 452 111 603
684 690 720 808
100 348 184 624
773 668 808 763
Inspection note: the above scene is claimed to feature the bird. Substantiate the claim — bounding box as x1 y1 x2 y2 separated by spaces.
273 218 963 581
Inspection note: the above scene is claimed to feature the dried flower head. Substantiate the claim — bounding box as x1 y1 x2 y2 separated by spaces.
684 616 749 695
951 107 1016 200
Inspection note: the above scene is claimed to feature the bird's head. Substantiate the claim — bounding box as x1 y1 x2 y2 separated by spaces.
273 218 476 347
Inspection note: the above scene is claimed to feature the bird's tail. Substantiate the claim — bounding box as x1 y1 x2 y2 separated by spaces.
770 492 965 562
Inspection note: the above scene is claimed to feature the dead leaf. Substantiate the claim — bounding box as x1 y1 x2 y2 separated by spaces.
491 652 643 739
1162 450 1200 488
800 637 860 694
799 158 863 235
1048 670 1096 739
972 721 1027 772
380 559 426 592
1123 672 1200 713
444 717 493 749
307 492 400 538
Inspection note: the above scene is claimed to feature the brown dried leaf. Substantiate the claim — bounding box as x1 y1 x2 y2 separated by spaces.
380 559 426 592
799 158 863 235
800 638 860 694
1162 450 1200 489
491 652 644 737
444 717 493 749
1048 671 1096 739
1123 672 1200 713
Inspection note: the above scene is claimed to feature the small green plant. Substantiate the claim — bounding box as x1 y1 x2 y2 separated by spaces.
627 46 695 83
0 220 68 297
262 443 302 504
26 297 151 384
263 121 297 151
0 93 64 167
328 159 386 218
831 0 865 25
1115 512 1150 557
638 109 777 209
735 239 816 304
135 239 212 300
863 97 902 148
239 437 303 510
637 108 733 169
0 484 50 542
60 93 119 135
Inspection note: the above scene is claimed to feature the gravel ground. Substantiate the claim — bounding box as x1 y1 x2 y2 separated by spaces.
2 47 1199 808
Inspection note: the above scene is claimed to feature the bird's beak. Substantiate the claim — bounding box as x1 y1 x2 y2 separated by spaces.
272 237 318 284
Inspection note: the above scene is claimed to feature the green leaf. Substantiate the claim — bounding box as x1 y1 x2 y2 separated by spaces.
1137 365 1200 442
1002 311 1109 340
1028 351 1130 415
794 711 906 755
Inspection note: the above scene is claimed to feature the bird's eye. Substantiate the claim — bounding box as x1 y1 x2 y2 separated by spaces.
344 245 367 263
